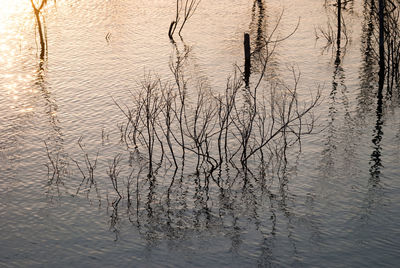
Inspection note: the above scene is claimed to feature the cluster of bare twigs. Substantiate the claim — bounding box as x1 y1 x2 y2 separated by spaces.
168 0 201 39
101 22 322 238
115 44 320 184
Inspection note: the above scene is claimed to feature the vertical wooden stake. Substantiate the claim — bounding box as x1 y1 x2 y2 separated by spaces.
337 0 341 49
244 33 251 87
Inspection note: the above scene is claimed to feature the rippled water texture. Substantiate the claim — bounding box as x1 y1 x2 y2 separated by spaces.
1 0 400 267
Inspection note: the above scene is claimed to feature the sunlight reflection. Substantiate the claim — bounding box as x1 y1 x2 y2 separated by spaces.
4 77 39 115
0 0 41 117
0 0 28 27
0 0 30 48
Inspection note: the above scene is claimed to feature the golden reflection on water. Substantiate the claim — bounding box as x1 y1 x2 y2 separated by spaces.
0 0 30 68
0 0 38 116
0 0 29 29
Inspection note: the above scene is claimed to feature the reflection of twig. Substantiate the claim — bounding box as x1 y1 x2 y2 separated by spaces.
315 3 350 56
107 154 123 199
315 22 335 45
30 0 50 59
109 194 121 241
44 140 67 187
71 137 100 203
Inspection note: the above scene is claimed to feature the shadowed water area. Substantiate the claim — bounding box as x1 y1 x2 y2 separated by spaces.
1 0 400 267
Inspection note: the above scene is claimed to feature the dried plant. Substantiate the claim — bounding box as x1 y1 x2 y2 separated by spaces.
168 0 202 38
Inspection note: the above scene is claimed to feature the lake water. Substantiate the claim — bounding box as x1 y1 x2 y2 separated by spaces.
1 0 400 267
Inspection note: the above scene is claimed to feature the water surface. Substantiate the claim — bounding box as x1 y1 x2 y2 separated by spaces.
1 0 400 267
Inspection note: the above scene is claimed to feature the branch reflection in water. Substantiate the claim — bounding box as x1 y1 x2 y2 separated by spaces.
315 0 351 56
365 0 400 182
37 41 68 200
30 0 52 60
